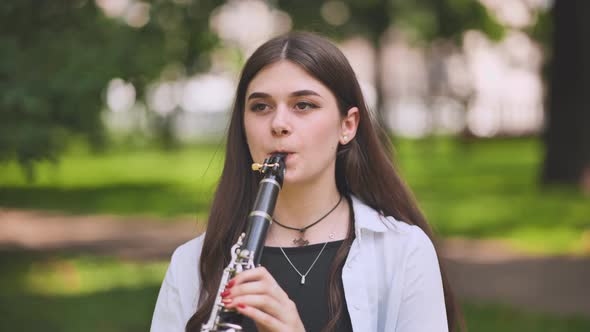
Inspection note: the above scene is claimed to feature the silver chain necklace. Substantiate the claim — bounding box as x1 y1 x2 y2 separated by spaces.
279 241 329 285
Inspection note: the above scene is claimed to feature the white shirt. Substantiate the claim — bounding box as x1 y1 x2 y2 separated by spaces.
151 195 449 332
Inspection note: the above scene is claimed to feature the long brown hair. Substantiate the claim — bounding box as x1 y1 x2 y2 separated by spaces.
186 31 463 332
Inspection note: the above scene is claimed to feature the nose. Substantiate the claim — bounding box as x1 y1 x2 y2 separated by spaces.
270 105 291 137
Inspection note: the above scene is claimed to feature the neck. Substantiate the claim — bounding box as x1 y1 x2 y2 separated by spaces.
274 182 340 228
266 177 349 247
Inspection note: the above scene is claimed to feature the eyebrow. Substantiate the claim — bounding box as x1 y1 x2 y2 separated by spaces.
247 90 322 101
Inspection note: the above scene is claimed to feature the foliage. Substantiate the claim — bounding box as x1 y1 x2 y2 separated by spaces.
0 0 508 179
0 0 220 180
276 0 504 44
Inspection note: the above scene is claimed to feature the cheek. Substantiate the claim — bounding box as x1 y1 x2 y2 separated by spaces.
244 116 267 159
305 117 341 148
244 112 259 136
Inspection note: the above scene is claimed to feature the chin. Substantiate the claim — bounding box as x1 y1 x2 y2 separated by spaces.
282 171 322 188
282 171 304 186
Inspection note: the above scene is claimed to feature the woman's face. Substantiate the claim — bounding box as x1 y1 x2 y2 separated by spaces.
244 60 358 186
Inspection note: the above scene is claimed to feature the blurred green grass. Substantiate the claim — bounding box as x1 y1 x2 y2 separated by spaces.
0 137 589 254
393 137 590 255
463 303 590 332
1 251 589 332
0 143 225 219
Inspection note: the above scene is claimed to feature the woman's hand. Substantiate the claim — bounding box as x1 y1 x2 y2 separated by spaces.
221 267 305 332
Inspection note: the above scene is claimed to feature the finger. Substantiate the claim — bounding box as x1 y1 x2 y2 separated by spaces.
235 302 283 332
223 280 289 310
226 280 267 297
226 280 287 297
224 294 283 318
229 268 288 303
231 266 273 285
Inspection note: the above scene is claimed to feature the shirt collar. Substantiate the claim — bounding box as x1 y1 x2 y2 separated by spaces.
350 194 392 234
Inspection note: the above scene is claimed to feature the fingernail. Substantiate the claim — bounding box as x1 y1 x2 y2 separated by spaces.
237 303 246 309
226 279 235 288
221 290 231 298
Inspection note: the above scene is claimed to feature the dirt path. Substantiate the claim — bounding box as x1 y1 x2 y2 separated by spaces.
1 208 589 318
0 209 202 260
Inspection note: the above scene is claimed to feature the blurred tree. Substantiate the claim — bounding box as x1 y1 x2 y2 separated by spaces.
542 0 590 190
0 0 505 181
275 0 502 132
0 0 219 181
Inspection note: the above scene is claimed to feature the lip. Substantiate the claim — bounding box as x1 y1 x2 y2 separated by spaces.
268 151 294 161
268 150 293 155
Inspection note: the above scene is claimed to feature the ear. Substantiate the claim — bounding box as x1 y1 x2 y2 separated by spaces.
340 107 360 145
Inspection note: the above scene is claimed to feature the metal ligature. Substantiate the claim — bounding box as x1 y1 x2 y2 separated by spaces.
201 153 287 332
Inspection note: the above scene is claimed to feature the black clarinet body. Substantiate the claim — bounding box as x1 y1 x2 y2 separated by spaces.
201 153 286 332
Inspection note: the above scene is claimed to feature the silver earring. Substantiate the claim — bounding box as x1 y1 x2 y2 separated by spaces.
342 135 348 143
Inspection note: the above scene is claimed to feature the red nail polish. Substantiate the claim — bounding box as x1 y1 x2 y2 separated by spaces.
221 290 230 298
237 303 246 309
226 279 235 288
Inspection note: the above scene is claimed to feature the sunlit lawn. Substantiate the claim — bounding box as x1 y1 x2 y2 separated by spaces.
393 137 590 255
0 251 166 332
1 251 589 332
1 137 589 331
0 143 225 220
1 137 588 254
0 134 590 332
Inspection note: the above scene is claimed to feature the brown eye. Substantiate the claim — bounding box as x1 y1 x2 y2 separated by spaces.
295 102 317 111
250 103 269 112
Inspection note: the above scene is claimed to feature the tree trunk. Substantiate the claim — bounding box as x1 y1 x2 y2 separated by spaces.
542 0 590 187
364 0 390 135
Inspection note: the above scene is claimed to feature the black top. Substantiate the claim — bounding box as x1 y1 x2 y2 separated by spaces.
240 240 353 332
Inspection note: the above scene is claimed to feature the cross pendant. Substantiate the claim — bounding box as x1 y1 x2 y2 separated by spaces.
293 237 309 246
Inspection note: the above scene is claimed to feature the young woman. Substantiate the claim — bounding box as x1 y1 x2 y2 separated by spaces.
151 32 461 332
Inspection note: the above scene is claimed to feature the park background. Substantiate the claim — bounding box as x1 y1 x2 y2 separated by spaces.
1 0 589 331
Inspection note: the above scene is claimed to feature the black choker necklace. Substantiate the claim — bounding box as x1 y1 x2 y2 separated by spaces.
273 195 343 246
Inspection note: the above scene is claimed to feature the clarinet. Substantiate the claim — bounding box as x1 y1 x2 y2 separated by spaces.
201 153 286 332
